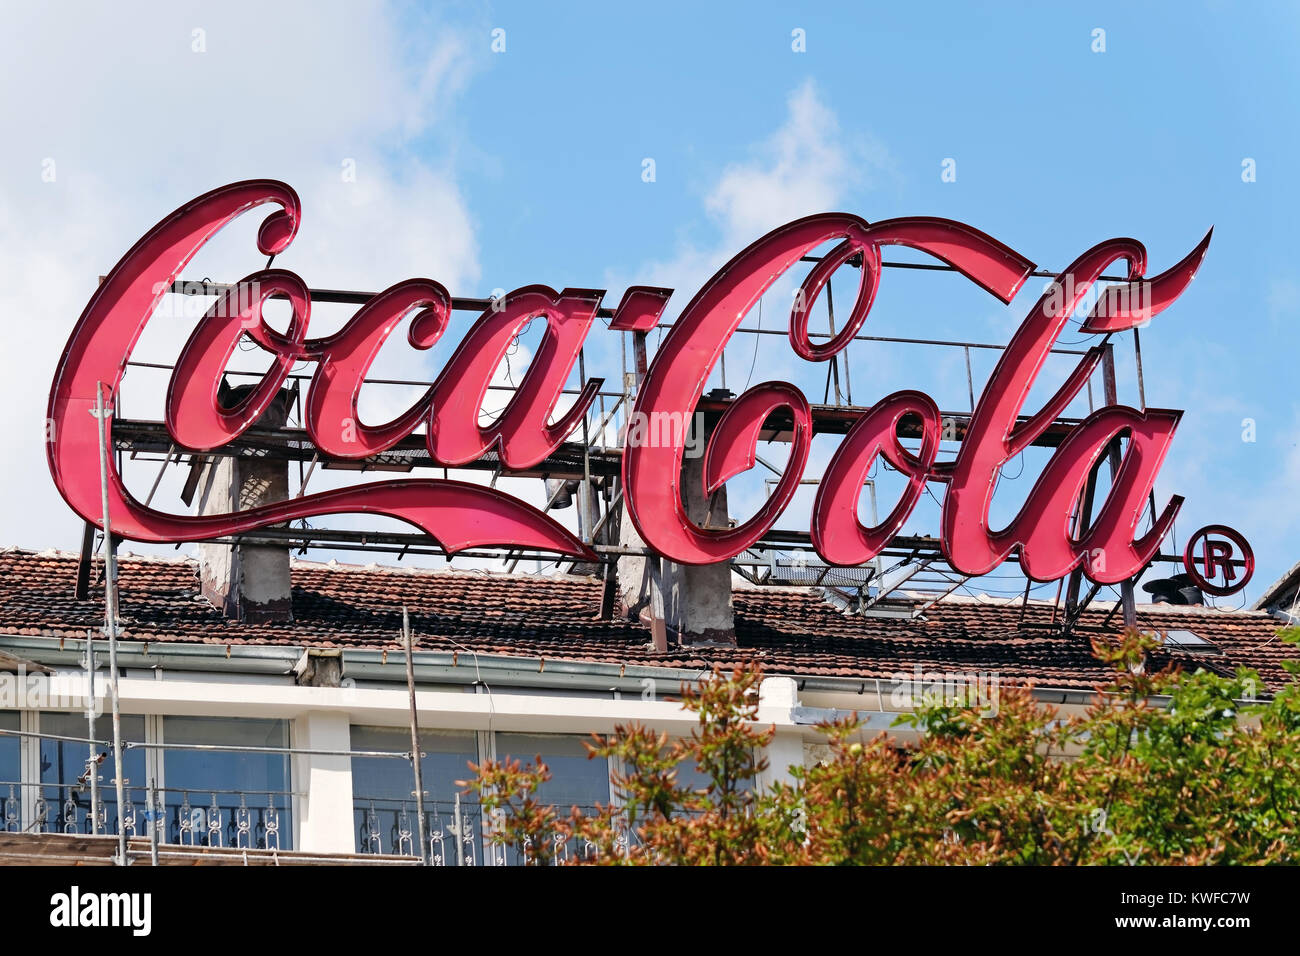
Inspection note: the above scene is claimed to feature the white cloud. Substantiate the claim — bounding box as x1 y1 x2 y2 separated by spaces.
601 81 894 535
624 80 888 306
0 1 483 552
706 80 857 247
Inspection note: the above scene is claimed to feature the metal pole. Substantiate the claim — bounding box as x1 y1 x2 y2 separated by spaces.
822 278 842 406
148 778 159 866
94 383 129 866
632 330 650 385
452 792 466 867
1132 327 1147 411
828 277 851 405
85 636 100 834
1100 348 1137 628
578 349 593 545
964 347 976 411
402 607 429 864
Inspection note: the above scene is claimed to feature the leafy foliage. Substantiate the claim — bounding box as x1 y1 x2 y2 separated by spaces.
467 629 1300 865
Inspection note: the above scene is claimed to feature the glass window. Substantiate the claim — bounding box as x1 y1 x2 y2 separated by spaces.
0 712 18 831
496 733 612 813
350 726 479 862
495 733 613 865
162 716 292 850
39 712 146 837
673 753 756 798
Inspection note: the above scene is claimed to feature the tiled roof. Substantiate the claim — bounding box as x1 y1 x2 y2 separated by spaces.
0 548 1293 692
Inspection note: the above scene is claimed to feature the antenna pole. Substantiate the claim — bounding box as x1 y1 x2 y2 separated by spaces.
1101 347 1138 628
403 606 429 864
94 382 129 866
85 635 100 834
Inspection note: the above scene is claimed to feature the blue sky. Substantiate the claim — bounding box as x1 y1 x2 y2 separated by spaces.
441 0 1300 603
1 0 1296 605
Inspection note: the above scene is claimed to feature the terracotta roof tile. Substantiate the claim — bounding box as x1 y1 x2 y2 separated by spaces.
0 548 1293 692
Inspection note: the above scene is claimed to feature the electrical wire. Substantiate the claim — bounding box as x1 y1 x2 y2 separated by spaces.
743 298 763 393
1000 452 1025 481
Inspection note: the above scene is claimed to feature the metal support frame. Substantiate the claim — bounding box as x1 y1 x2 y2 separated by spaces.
1101 345 1138 629
90 263 1178 635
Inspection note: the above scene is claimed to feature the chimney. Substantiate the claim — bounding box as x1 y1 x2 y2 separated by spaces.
551 476 612 579
195 385 295 623
616 405 735 648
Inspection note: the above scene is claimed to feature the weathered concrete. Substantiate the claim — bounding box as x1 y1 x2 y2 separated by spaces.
294 649 343 688
616 416 736 647
196 386 295 623
662 444 735 646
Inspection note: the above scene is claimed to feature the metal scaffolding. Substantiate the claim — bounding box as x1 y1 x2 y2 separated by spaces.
84 254 1241 643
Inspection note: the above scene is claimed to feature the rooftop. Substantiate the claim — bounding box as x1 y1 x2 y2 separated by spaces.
0 548 1293 692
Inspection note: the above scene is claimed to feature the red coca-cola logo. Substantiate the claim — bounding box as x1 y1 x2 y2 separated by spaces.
46 181 1211 583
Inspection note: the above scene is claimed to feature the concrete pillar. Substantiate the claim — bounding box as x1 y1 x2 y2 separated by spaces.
616 412 735 647
294 710 355 854
757 677 804 790
294 649 343 688
663 440 735 645
196 386 294 623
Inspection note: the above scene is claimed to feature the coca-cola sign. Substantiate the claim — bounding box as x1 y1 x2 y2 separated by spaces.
47 180 1214 584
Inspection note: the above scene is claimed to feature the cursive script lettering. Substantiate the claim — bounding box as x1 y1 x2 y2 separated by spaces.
45 180 1210 581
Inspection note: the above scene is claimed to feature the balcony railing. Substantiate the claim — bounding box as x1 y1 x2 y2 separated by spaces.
353 796 621 865
3 726 694 864
355 794 484 864
1 779 295 850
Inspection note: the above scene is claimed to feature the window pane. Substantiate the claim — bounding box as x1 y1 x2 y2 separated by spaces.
495 732 612 865
674 753 756 797
496 733 611 812
0 712 17 831
350 726 479 862
162 716 292 850
39 712 146 836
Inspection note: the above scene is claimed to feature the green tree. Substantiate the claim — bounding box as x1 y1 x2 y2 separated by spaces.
468 629 1300 865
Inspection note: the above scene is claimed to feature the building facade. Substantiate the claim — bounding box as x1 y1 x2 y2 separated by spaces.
0 546 1290 863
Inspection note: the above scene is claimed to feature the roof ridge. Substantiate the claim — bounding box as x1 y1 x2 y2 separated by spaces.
0 547 1274 615
1 545 198 566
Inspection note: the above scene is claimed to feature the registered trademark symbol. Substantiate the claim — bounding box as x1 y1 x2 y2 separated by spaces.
1182 524 1254 596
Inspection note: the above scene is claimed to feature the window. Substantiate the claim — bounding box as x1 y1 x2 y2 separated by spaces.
39 712 146 836
496 733 612 812
0 712 17 831
612 748 754 832
161 716 292 850
495 733 613 864
350 726 479 862
673 753 756 797
1161 629 1222 654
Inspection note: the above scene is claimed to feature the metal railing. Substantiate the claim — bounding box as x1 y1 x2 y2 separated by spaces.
1 778 294 851
2 724 644 865
355 793 484 865
353 796 626 865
